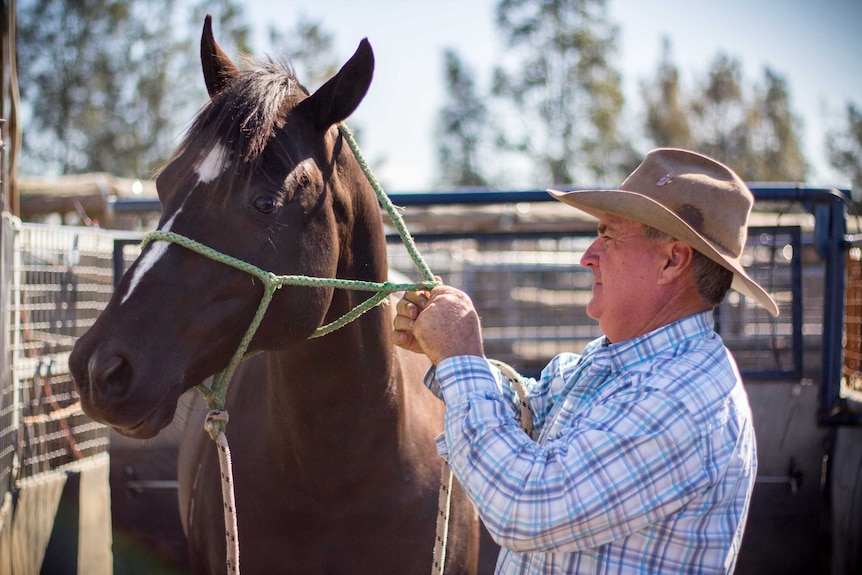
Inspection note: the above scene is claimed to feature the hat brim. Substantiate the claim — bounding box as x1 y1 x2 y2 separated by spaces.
547 188 779 317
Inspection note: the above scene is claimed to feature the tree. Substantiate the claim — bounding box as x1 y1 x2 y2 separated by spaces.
492 0 636 185
746 68 808 181
641 37 694 150
18 0 178 176
268 15 340 92
827 102 862 201
689 53 749 167
435 49 489 187
642 46 808 182
16 0 251 179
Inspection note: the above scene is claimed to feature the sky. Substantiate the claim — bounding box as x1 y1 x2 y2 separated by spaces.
242 0 861 192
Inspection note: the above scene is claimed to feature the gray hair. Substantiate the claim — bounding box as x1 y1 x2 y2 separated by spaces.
641 224 733 307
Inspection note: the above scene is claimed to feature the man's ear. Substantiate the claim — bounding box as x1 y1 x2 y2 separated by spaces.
657 241 694 285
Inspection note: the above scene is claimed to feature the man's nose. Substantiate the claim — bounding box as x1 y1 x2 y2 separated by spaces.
580 239 599 267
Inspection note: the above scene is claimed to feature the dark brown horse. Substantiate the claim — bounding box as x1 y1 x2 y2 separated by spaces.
69 17 483 574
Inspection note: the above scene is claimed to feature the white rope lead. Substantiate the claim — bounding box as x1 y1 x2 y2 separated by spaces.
204 409 240 574
431 462 454 575
431 361 534 575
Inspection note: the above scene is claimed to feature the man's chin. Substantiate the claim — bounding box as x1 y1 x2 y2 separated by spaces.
585 300 600 322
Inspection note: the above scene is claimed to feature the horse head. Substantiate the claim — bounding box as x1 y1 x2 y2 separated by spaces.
69 16 380 439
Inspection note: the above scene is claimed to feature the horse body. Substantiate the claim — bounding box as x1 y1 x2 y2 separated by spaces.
69 17 481 574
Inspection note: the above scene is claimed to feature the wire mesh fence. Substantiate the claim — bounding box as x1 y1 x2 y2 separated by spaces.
845 248 862 393
1 216 117 494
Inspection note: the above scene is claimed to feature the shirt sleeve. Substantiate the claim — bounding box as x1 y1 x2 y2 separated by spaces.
435 355 710 554
425 356 548 437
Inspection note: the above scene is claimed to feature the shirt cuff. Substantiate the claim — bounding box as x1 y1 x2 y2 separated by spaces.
434 432 449 460
423 366 444 400
435 355 499 404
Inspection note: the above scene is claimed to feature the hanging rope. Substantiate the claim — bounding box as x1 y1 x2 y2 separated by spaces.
430 361 533 575
203 410 239 574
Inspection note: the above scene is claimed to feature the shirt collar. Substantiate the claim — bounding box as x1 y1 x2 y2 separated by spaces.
597 311 715 375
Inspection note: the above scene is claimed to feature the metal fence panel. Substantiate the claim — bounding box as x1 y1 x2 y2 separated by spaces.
388 223 813 381
1 215 115 493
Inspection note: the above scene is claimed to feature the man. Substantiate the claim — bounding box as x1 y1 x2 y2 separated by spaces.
392 148 778 574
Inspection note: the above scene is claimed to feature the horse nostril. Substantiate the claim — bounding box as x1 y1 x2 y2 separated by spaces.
90 353 134 402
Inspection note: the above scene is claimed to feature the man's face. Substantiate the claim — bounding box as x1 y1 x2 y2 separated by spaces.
579 214 672 343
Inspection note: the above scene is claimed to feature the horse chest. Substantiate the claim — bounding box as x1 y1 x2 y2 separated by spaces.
187 441 441 574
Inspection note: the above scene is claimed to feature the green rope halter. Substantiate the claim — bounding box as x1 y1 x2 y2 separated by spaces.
139 123 440 430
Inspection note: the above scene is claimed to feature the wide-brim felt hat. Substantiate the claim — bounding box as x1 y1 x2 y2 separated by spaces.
548 148 779 316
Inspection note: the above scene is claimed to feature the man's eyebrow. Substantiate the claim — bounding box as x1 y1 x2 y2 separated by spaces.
597 223 607 234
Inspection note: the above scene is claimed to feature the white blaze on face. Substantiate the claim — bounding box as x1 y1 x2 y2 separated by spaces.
119 209 182 305
119 142 230 306
195 142 230 184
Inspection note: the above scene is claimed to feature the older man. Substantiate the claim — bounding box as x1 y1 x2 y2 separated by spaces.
393 149 777 574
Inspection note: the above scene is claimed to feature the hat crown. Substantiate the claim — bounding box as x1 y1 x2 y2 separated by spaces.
620 148 752 258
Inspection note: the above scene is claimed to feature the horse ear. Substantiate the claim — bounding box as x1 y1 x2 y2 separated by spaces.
299 39 374 131
200 14 239 98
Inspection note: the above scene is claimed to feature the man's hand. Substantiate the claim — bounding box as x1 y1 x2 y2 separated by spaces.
393 285 484 365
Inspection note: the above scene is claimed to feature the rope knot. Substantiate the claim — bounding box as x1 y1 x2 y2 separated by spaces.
204 409 230 440
265 272 282 287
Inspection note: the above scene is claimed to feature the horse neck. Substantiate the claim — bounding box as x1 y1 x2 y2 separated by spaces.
261 304 405 470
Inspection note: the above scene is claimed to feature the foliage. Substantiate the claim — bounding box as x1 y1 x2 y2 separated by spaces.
17 0 821 191
491 0 637 185
641 38 695 151
643 44 808 182
268 15 340 92
827 102 862 201
748 68 808 181
435 49 490 187
18 0 175 176
16 0 250 179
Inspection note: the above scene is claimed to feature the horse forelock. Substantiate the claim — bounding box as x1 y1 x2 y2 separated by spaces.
154 57 314 214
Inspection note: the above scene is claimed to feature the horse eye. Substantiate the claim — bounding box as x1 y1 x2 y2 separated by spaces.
253 195 281 215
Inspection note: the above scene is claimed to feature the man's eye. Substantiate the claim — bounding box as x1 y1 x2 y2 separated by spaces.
253 196 280 215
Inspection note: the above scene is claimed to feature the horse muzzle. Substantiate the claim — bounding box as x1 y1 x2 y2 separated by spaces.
70 338 180 439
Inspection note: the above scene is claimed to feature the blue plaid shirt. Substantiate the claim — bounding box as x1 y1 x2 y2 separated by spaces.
427 311 756 574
